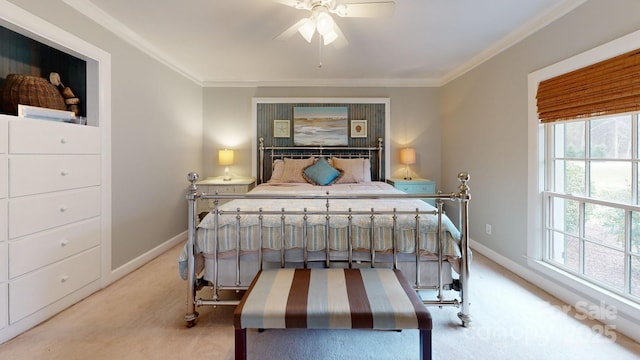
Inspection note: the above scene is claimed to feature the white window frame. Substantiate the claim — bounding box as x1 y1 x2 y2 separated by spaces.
528 30 640 329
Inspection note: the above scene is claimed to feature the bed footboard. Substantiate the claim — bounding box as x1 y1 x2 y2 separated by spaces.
183 172 471 328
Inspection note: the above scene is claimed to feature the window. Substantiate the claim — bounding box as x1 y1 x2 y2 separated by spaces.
528 30 640 321
544 114 640 301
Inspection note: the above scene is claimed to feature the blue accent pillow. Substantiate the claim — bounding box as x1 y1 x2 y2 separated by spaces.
302 158 343 186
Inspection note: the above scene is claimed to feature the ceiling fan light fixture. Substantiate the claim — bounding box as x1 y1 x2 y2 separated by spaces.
315 10 334 35
323 30 338 45
298 18 316 42
276 0 395 51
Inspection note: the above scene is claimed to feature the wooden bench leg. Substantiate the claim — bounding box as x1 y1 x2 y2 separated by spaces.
420 329 432 360
235 328 247 360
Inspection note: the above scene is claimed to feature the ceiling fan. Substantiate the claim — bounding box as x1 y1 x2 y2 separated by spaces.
274 0 395 49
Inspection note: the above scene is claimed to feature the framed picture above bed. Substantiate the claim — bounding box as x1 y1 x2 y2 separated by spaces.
350 119 367 138
293 106 348 146
273 119 290 138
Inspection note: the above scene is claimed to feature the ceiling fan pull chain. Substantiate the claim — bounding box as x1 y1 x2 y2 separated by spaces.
318 35 323 68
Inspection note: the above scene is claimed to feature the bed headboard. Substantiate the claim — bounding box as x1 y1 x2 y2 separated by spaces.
258 137 384 184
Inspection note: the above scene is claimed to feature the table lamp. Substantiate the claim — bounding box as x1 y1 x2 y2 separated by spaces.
400 147 416 180
218 149 234 181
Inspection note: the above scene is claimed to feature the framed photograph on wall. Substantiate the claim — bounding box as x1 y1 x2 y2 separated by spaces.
273 119 290 138
351 120 367 138
293 106 348 146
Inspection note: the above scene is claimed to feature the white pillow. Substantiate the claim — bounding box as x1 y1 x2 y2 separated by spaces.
332 158 371 183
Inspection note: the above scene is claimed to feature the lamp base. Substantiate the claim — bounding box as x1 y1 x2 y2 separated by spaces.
223 166 231 181
404 165 412 181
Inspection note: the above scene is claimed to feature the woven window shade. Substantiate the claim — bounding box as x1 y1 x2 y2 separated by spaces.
536 48 640 123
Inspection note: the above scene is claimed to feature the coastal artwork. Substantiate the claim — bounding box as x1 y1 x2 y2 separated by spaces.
293 106 348 146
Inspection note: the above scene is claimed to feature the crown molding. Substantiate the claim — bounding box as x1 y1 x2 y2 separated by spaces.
64 0 586 88
439 0 588 86
202 77 440 88
62 0 203 86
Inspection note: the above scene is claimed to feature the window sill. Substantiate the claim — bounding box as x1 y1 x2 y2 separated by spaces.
527 258 640 322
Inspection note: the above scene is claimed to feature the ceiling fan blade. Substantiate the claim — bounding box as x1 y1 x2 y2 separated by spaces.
274 0 311 10
334 1 395 18
273 18 309 41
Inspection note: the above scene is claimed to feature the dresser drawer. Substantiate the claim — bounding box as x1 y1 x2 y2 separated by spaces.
8 187 101 239
201 185 239 194
9 218 100 278
395 183 435 194
0 283 6 331
387 179 436 207
0 199 6 243
0 156 6 199
9 120 100 154
0 115 7 154
0 242 7 282
9 155 100 197
200 183 255 210
9 247 100 323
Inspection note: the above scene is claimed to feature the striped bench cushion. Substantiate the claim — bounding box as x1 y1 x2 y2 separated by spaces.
234 268 432 330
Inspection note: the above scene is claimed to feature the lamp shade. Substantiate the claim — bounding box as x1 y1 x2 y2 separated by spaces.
218 149 234 166
400 148 416 165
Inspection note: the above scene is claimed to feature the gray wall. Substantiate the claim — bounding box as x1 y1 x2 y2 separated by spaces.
9 0 204 270
203 87 443 187
441 0 640 265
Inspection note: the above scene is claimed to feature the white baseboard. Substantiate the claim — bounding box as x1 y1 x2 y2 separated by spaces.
106 231 187 285
470 239 640 344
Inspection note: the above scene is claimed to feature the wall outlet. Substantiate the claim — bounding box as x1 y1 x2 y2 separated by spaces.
486 224 492 235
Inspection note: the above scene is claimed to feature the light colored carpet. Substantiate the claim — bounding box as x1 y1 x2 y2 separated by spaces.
0 243 639 359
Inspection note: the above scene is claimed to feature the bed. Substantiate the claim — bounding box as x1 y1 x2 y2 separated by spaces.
179 139 471 328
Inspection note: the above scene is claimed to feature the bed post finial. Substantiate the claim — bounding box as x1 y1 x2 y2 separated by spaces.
457 172 470 197
188 172 199 191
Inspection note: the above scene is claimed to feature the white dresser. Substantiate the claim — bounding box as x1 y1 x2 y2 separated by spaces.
0 116 8 332
0 114 103 336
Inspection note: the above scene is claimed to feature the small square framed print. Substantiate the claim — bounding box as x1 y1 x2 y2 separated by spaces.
274 119 290 138
350 120 367 138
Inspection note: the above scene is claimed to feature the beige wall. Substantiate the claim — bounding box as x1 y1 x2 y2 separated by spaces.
441 0 640 265
9 0 204 270
202 87 442 186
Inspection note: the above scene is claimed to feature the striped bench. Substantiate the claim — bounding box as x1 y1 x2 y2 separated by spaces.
234 268 432 360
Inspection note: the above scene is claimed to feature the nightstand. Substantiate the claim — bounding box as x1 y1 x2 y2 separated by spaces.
196 176 256 214
386 178 436 206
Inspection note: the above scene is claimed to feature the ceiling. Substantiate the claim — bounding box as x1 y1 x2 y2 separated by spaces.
64 0 585 87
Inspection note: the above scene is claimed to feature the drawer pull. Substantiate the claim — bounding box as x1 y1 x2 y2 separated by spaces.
60 239 69 247
60 138 68 144
59 206 68 213
60 170 69 176
60 275 69 283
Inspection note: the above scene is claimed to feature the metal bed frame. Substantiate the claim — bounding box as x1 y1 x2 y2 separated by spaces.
183 142 471 328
